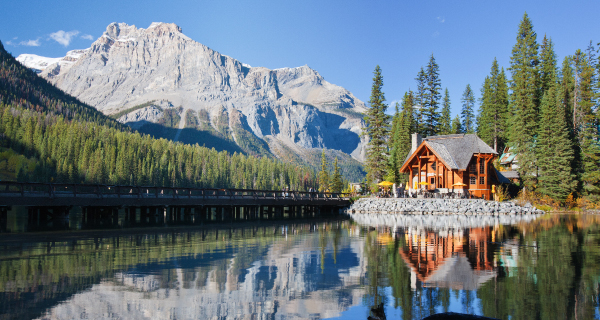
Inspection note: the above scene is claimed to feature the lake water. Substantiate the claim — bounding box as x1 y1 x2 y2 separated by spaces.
1 213 599 319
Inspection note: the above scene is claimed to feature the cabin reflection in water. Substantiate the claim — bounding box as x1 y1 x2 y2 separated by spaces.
398 227 498 291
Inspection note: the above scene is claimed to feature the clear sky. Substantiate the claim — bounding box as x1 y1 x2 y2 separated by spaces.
2 0 599 117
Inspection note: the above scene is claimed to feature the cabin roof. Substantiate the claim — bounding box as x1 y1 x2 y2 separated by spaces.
401 134 497 171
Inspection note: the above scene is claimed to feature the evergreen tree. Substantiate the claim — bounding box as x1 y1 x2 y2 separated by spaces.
579 117 600 202
363 65 390 186
539 35 558 99
388 102 401 153
396 109 413 179
536 73 576 201
414 67 427 135
460 84 475 133
451 115 463 134
438 88 452 135
573 49 596 133
386 103 402 184
508 12 540 191
330 157 343 193
478 59 511 151
573 49 600 201
401 90 417 133
559 56 579 170
423 54 442 136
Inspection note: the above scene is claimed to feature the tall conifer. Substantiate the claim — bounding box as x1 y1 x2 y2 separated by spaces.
478 59 510 152
423 54 442 136
363 65 390 186
331 157 343 193
579 118 600 202
539 36 558 98
508 12 540 191
401 90 417 133
451 115 463 134
536 72 576 201
438 88 452 135
415 68 427 135
318 149 329 192
461 84 475 133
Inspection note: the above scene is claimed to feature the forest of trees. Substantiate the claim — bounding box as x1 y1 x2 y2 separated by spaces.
362 13 600 204
0 41 317 191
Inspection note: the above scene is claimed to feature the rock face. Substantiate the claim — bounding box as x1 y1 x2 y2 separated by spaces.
18 22 367 163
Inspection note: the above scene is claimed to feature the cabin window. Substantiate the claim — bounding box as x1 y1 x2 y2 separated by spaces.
470 163 477 174
480 176 485 185
431 162 436 170
430 177 435 185
470 176 476 185
479 162 485 174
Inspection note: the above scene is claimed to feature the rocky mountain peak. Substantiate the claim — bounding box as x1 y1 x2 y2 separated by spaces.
102 22 186 41
17 21 368 167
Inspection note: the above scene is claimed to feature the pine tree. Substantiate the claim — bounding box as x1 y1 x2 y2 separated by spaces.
414 68 427 135
478 59 511 152
387 103 402 183
401 90 417 133
438 88 452 135
423 54 442 136
508 12 540 191
396 109 413 180
318 149 329 192
579 117 600 202
477 76 493 142
363 65 390 186
461 84 475 133
539 35 558 99
395 91 415 175
573 48 600 201
388 102 401 153
451 115 463 134
574 49 596 133
536 72 576 201
330 157 343 193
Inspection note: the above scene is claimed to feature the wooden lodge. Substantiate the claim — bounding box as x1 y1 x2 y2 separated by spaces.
399 133 500 199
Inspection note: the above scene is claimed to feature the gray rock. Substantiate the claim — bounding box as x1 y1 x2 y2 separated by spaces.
19 22 368 162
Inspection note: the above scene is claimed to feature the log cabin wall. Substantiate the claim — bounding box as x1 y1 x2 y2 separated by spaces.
401 134 498 200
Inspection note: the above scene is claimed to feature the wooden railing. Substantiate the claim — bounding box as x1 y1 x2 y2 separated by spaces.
0 181 349 202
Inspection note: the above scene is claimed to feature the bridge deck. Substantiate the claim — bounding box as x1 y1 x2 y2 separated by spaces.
0 182 350 207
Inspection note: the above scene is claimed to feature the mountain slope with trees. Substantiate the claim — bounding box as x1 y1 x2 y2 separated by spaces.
0 40 318 190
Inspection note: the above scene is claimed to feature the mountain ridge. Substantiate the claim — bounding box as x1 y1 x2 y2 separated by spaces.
17 22 367 179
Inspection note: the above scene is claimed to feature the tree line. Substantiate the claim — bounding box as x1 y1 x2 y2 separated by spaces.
0 41 317 191
363 13 600 204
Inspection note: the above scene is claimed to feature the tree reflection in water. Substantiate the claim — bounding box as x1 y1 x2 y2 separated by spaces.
359 214 600 320
0 215 599 319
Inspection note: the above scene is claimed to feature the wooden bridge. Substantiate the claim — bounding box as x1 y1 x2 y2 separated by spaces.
0 182 350 207
0 182 351 232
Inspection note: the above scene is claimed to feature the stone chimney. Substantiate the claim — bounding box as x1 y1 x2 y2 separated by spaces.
410 133 422 156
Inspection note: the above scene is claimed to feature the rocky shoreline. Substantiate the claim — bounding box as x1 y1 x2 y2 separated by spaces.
347 198 545 215
347 212 541 231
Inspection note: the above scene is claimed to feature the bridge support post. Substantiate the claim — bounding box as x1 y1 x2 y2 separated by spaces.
0 206 8 232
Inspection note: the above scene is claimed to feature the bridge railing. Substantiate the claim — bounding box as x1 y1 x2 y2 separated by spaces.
0 181 350 201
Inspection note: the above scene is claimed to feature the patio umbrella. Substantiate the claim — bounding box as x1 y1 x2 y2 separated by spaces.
418 181 430 185
452 182 468 187
377 181 395 187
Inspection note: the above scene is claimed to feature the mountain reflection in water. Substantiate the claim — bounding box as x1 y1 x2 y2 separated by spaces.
1 214 600 320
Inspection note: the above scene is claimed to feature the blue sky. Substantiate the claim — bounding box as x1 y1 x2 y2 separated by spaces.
2 0 599 117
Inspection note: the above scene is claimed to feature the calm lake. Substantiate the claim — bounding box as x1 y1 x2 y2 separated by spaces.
1 212 599 320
